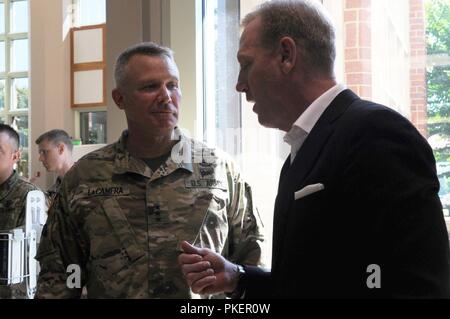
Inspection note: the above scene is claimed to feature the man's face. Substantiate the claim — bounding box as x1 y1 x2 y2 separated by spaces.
236 17 287 130
113 55 181 135
38 139 62 172
0 133 19 177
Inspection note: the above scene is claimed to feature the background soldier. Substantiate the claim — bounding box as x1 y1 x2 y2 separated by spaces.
35 129 74 201
0 124 41 298
35 42 265 298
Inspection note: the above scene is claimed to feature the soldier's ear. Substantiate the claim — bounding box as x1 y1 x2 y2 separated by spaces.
57 143 65 155
11 149 20 163
112 88 125 110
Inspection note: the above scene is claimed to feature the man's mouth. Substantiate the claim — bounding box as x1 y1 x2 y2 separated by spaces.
246 95 255 103
152 111 174 116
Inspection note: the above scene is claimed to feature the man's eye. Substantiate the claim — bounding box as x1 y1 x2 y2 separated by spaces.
167 83 178 90
142 84 157 91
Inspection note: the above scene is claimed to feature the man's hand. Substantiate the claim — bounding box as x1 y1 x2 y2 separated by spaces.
178 241 239 295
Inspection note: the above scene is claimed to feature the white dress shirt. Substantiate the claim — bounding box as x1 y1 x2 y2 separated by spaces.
284 84 347 163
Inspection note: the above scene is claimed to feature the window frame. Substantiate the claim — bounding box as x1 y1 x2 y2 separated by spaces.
70 0 107 145
70 23 106 109
0 0 29 177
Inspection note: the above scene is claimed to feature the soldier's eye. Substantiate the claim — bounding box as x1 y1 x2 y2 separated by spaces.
141 84 158 91
167 82 178 90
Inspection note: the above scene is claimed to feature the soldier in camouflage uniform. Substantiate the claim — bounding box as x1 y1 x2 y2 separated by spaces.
35 129 74 203
35 42 265 298
0 124 40 298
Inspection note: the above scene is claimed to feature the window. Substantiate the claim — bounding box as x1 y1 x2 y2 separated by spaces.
72 0 106 145
79 111 106 145
203 0 242 157
72 0 105 27
425 0 450 223
0 0 29 177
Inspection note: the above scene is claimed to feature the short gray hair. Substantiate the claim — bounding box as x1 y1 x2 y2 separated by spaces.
243 0 336 76
35 129 73 152
114 42 174 88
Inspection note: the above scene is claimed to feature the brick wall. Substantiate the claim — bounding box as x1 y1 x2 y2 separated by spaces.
409 0 428 137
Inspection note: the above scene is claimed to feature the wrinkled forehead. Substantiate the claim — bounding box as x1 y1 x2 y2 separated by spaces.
123 54 180 86
129 54 179 73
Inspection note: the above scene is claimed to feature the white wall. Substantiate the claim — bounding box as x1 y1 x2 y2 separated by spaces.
29 0 73 189
105 0 143 143
169 0 203 139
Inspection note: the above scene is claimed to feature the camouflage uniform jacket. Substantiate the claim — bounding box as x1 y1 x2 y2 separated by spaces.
47 176 62 200
0 170 39 299
45 176 62 209
36 128 264 298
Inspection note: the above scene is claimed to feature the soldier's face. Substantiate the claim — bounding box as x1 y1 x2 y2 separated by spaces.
38 139 62 172
112 55 181 135
0 133 19 179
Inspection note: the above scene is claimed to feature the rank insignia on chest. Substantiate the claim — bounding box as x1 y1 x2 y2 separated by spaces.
147 201 169 224
199 167 215 178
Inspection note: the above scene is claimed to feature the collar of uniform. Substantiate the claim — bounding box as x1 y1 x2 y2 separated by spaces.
112 128 194 178
47 176 63 194
0 170 19 201
167 128 194 173
113 130 152 177
150 128 195 182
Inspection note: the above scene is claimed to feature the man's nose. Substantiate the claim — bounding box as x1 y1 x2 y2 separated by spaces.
236 80 247 93
158 87 172 104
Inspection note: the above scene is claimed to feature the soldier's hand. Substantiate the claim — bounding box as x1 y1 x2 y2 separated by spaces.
178 241 239 295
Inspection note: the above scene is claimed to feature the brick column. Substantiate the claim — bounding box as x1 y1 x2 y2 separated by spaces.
409 0 428 137
344 0 372 100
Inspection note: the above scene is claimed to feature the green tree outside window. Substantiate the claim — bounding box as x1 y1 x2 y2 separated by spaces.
426 0 450 214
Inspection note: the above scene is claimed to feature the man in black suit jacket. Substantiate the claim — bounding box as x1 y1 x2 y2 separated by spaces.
178 0 450 298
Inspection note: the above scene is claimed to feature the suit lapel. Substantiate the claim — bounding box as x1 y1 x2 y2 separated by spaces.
272 121 334 266
277 156 291 192
272 157 291 264
272 89 359 269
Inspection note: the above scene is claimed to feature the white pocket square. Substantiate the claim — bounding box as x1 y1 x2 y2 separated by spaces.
294 183 325 200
